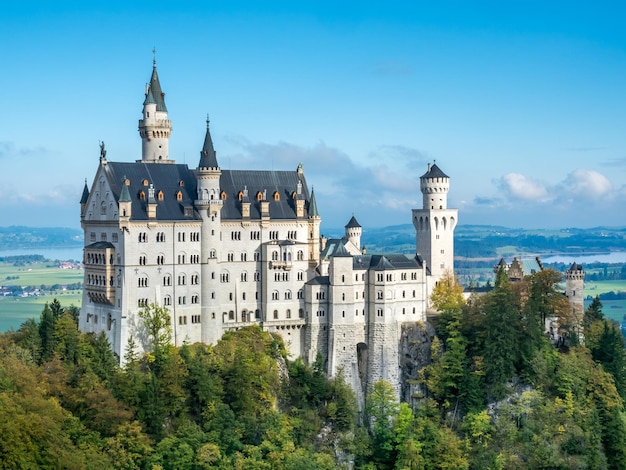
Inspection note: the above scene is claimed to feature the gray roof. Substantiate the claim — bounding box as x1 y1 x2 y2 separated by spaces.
103 161 316 222
333 242 352 258
80 181 90 204
220 169 314 220
308 188 319 217
421 163 449 179
198 123 218 168
119 181 131 202
353 253 423 271
104 162 199 221
85 241 115 249
145 63 167 112
306 276 330 286
345 215 361 228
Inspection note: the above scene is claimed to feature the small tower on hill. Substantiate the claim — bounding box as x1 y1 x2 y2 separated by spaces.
565 263 585 326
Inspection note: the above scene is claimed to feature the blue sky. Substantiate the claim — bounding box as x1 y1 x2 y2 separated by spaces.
2 1 626 231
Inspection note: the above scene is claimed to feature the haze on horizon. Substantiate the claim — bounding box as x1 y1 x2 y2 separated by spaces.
1 2 626 231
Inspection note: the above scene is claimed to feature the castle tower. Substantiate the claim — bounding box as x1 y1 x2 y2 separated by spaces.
195 117 223 345
412 163 458 288
345 215 362 251
308 187 321 267
565 263 585 327
138 58 172 163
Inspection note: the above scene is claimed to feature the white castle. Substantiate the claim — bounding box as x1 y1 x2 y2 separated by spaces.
79 61 457 398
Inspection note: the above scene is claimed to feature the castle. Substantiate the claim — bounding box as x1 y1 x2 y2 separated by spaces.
78 60 457 398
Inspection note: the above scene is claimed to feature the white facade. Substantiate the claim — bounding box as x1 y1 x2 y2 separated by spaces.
79 62 457 399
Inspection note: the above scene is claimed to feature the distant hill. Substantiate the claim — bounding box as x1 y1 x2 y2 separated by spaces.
324 224 626 259
0 226 83 250
3 224 626 259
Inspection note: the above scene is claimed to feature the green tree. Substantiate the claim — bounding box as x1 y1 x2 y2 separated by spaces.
366 380 399 468
481 268 521 399
38 302 56 363
138 302 172 357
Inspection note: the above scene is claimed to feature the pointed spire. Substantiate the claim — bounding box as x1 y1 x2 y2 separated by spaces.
119 177 131 202
80 179 90 204
308 187 319 217
345 215 361 228
198 114 218 168
146 57 167 112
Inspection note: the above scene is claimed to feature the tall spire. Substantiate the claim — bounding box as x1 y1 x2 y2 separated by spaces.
308 187 319 217
147 54 167 112
80 179 90 204
198 114 218 168
138 56 172 162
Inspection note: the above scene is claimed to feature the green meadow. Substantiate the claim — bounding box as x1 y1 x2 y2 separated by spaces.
0 260 83 331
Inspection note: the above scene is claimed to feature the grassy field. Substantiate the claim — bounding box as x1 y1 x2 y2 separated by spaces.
0 262 83 288
0 291 82 331
0 260 83 331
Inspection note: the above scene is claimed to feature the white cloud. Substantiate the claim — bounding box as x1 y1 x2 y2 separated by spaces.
220 138 430 227
498 173 548 201
560 169 612 200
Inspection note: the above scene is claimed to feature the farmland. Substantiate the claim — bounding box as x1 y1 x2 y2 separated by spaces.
0 258 82 331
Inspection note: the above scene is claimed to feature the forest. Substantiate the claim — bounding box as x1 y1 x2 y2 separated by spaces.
1 269 626 469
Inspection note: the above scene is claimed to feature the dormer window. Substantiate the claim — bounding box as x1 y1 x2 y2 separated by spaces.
176 191 183 202
256 191 263 201
179 180 185 187
139 190 146 200
291 191 297 199
221 191 227 201
238 191 244 201
143 179 149 187
273 191 280 201
124 178 130 186
157 190 164 201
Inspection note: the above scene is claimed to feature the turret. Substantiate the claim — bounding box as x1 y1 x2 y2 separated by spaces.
195 116 222 213
308 187 321 266
565 263 585 326
420 162 450 210
138 58 172 163
345 215 362 250
80 179 89 221
412 162 458 289
118 177 132 221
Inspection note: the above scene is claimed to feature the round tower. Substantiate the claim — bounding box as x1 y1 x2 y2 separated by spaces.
412 162 458 289
138 58 172 163
565 263 585 325
345 215 362 250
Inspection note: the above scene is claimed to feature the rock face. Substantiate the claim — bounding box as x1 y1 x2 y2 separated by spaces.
399 321 437 404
